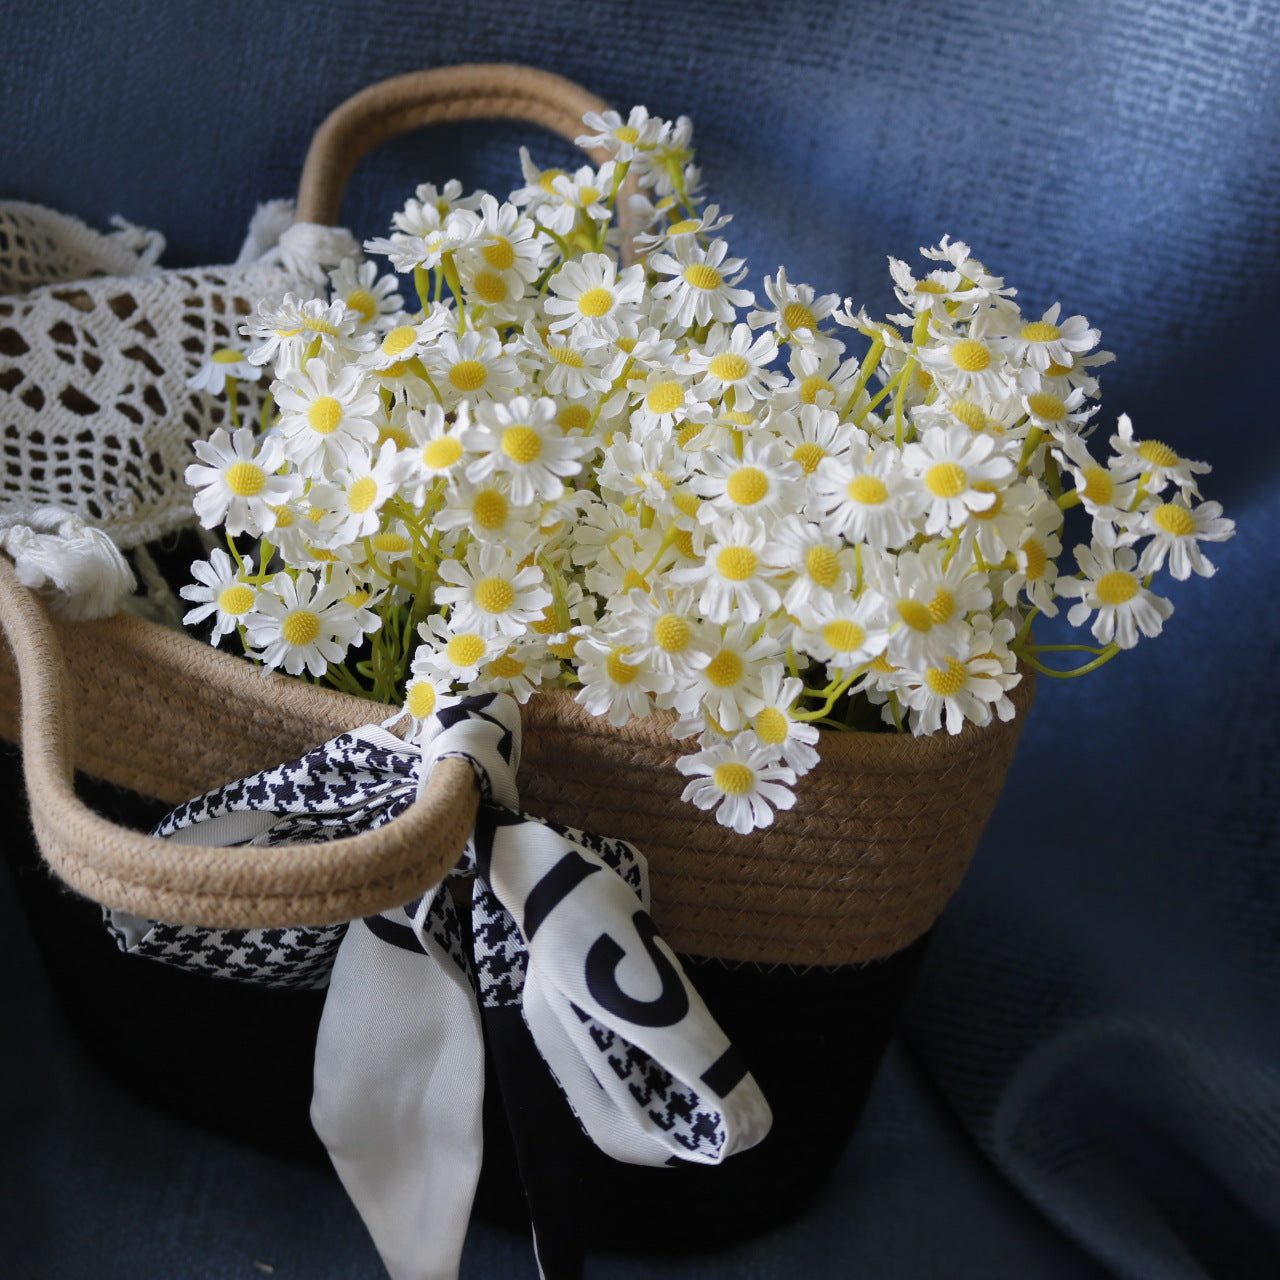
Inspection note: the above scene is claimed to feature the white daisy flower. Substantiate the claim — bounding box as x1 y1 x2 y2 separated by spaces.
628 368 702 438
414 614 503 685
777 344 865 416
549 161 620 222
793 590 890 673
809 444 923 550
328 258 403 325
875 545 990 670
1001 509 1065 616
544 253 645 337
424 329 522 409
274 356 383 477
1136 498 1234 580
361 307 452 372
751 666 820 775
187 348 262 395
691 436 805 525
679 323 783 405
898 616 1022 736
771 404 858 479
596 432 693 507
573 632 668 727
683 621 779 731
243 569 378 678
649 237 753 327
400 667 457 734
432 473 540 547
915 320 1013 403
1108 415 1211 495
433 542 552 639
1057 542 1173 649
675 736 796 834
1055 434 1142 548
461 193 546 288
241 295 367 371
670 512 786 625
185 427 299 536
964 478 1046 566
602 585 708 682
994 303 1100 373
630 202 732 254
747 266 840 345
577 106 666 160
179 549 258 642
464 396 592 505
902 424 1016 536
1018 383 1097 442
516 322 617 399
402 401 473 494
309 441 405 546
773 516 857 614
365 206 481 273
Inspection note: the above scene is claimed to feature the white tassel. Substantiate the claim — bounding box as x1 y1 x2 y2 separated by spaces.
106 215 166 268
0 506 136 621
274 221 362 285
235 199 297 266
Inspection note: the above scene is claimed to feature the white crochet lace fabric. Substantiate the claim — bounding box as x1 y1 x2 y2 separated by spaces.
0 202 305 551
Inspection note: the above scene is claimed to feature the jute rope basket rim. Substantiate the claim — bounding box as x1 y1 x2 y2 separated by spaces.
0 63 1037 967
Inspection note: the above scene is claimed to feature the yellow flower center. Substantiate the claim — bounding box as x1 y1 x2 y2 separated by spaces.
951 400 988 431
558 404 591 433
606 645 639 685
847 475 889 505
224 460 265 497
449 360 488 392
1096 570 1138 605
405 680 437 719
1027 392 1066 422
716 546 758 581
654 613 691 653
783 301 817 331
668 218 701 234
344 589 370 608
379 423 412 450
347 476 378 513
800 375 834 404
446 633 487 667
1153 503 1196 536
823 620 865 653
1045 359 1073 377
925 462 968 499
217 584 254 615
382 325 418 357
805 545 841 588
712 762 754 795
281 609 321 647
870 653 899 674
271 504 294 528
950 339 990 372
726 466 769 506
577 286 614 317
1138 439 1180 468
1021 321 1062 343
755 707 789 745
475 577 515 614
488 652 525 679
791 442 826 475
898 599 933 632
673 527 696 559
576 185 601 206
307 396 343 435
423 436 464 470
549 344 585 368
347 289 377 322
372 532 411 555
925 657 968 697
482 236 516 271
212 348 245 364
501 425 543 464
1022 537 1048 580
928 588 956 624
646 381 684 415
377 361 408 380
684 263 723 290
304 317 341 337
708 352 750 382
915 280 948 295
971 482 1003 520
1081 466 1115 507
473 271 509 304
472 490 508 530
704 649 744 687
613 124 641 143
676 421 703 449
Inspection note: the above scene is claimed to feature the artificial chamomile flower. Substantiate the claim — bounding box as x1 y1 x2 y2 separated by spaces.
185 428 299 535
676 736 797 834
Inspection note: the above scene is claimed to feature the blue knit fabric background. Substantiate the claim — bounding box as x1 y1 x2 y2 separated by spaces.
2 1 1277 1276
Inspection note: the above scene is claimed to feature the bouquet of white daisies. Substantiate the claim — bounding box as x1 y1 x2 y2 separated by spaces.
182 106 1234 833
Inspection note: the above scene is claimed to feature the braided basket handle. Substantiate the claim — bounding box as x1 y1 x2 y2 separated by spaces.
295 63 616 225
0 65 622 928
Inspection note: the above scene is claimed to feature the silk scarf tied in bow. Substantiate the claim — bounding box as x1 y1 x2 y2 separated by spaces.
105 693 772 1280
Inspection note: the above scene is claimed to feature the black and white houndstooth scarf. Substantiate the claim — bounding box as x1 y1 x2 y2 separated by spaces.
105 693 772 1280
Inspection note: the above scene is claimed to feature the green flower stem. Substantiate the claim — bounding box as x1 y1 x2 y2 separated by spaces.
226 377 240 431
1011 642 1121 678
413 266 432 316
1018 426 1044 473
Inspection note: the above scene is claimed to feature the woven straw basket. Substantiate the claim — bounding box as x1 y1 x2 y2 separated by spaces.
0 64 1034 971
